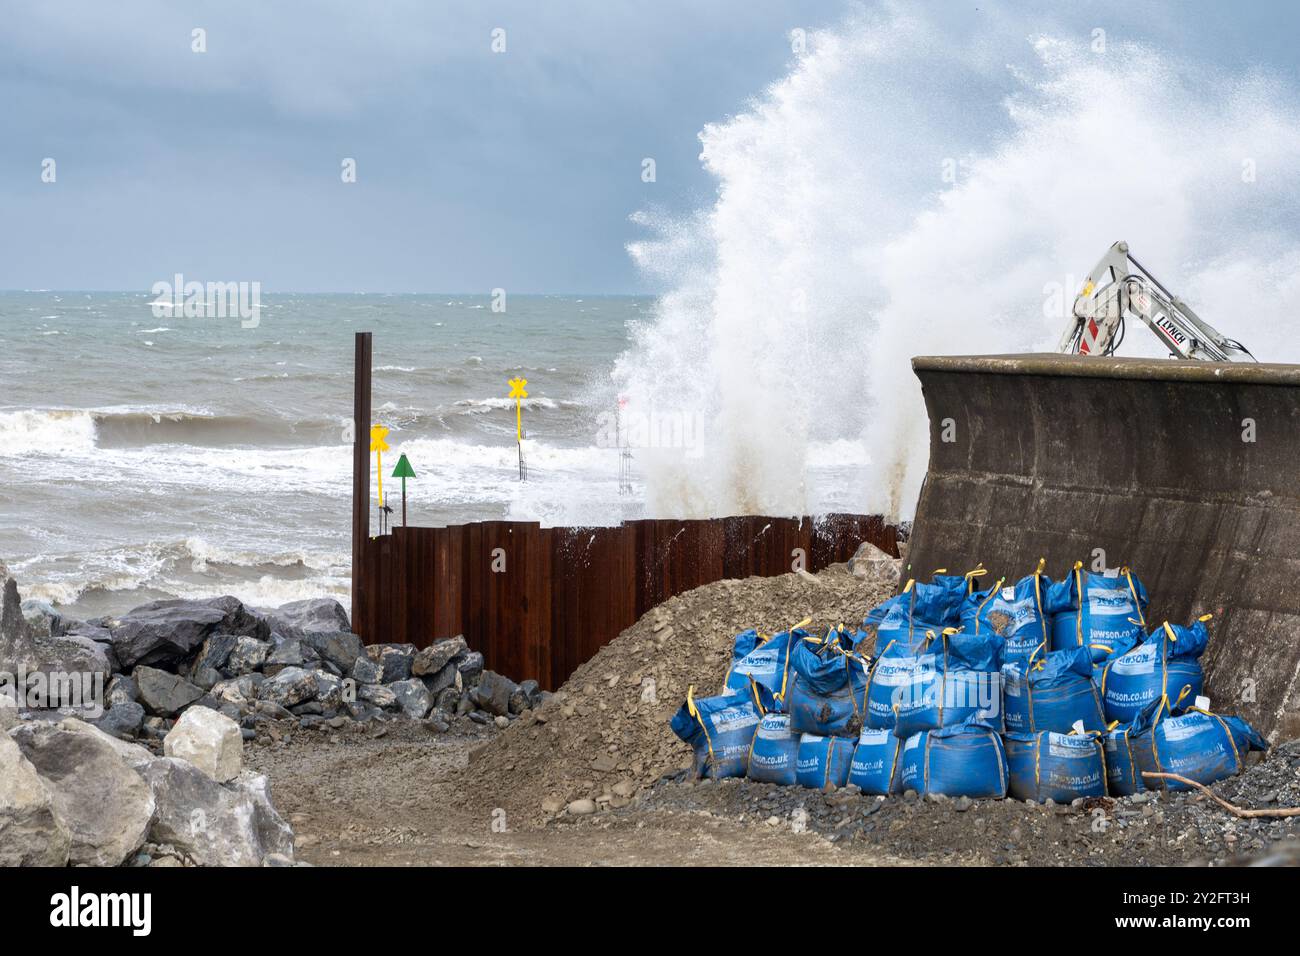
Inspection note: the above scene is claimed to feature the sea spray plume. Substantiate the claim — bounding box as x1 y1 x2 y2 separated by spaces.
613 14 948 519
618 10 1300 521
866 36 1300 514
613 5 1027 520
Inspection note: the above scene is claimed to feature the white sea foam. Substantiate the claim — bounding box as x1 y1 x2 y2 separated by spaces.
0 408 98 454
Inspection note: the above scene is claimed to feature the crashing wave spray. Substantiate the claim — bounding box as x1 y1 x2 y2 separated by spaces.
614 6 1300 520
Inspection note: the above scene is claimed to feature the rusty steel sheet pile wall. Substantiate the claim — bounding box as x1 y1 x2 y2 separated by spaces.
906 353 1300 740
353 514 898 691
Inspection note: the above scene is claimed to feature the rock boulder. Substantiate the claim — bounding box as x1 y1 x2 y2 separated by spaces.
257 598 350 637
0 734 72 866
164 706 243 782
300 630 363 675
260 667 318 708
473 670 517 717
0 578 112 683
10 721 155 866
365 643 416 683
135 665 204 716
109 595 266 669
411 635 468 676
142 758 294 866
388 678 433 719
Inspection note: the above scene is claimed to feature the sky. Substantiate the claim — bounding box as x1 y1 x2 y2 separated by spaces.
3 0 1300 293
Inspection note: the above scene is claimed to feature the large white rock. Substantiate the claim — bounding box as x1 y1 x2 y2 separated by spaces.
0 734 72 866
164 705 243 782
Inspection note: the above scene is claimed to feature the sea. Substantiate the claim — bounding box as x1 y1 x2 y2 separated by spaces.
0 291 874 619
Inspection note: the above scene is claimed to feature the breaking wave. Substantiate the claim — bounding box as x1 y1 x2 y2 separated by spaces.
0 407 346 453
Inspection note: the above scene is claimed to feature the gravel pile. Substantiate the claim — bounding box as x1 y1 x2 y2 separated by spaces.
456 563 895 825
622 737 1300 866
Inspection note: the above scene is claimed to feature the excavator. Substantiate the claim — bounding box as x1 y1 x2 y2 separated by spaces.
1058 240 1256 362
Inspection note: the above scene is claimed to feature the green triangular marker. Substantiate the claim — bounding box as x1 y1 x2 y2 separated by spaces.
391 454 416 527
391 454 416 479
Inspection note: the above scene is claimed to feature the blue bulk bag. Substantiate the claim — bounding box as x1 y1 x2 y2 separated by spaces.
1099 615 1209 724
848 728 904 795
746 712 800 785
1108 690 1194 796
1103 716 1150 797
856 569 978 658
1002 646 1105 735
857 593 913 658
670 686 763 780
786 629 869 738
1005 731 1108 803
1046 562 1149 660
723 629 763 693
891 628 1004 738
1089 632 1139 686
896 722 1008 798
962 560 1053 669
1126 692 1267 792
796 733 855 789
863 640 914 731
726 627 800 712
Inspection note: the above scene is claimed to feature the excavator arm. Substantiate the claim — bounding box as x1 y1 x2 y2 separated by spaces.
1059 240 1255 362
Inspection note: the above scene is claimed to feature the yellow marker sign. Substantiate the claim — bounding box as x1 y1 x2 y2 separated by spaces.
370 424 390 507
507 377 528 441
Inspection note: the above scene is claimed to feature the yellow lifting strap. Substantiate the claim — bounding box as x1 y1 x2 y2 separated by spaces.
866 639 898 684
1027 640 1047 670
1072 561 1085 647
686 685 717 770
972 577 1005 634
1028 557 1047 621
887 736 903 791
1121 566 1146 627
775 617 816 705
963 563 989 594
1090 642 1118 695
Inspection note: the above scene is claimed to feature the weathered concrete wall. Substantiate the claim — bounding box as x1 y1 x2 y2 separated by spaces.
906 353 1300 741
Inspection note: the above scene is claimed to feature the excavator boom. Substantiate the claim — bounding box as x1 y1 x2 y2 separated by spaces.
1059 240 1255 362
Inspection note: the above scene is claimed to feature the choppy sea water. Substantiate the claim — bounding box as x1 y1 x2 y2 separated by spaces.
0 291 873 619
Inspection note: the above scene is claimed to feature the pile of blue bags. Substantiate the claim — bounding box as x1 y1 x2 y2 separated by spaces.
671 561 1267 803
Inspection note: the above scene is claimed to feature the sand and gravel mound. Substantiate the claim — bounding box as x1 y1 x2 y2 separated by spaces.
455 564 895 826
